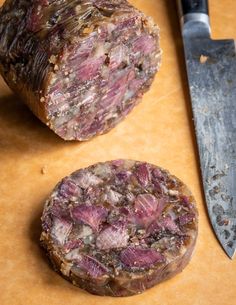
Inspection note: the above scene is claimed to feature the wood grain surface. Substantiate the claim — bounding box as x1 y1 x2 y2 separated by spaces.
0 1 236 305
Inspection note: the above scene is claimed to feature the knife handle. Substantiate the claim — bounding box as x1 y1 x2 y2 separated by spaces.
178 0 209 16
177 0 210 35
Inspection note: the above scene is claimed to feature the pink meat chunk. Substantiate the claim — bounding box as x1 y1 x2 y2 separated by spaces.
96 222 129 250
133 194 165 227
71 204 108 232
78 255 109 278
120 247 165 268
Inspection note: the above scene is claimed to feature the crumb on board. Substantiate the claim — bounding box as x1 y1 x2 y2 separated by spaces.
41 166 47 175
200 55 208 64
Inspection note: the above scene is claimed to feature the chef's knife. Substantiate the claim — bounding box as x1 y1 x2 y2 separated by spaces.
177 0 236 258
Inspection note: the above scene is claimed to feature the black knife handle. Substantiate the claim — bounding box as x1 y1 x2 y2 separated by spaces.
178 0 209 16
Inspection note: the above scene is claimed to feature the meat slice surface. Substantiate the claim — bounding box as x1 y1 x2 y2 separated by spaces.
40 160 198 296
0 0 161 140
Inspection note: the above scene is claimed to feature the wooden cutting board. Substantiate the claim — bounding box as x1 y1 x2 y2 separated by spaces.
0 1 236 304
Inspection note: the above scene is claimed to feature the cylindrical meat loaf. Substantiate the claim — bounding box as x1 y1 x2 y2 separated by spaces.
40 160 198 296
0 0 161 140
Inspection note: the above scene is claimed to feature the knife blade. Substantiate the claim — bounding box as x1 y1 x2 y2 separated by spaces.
177 0 236 258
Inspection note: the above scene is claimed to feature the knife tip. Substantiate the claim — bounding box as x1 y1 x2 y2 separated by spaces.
223 245 236 260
